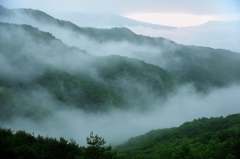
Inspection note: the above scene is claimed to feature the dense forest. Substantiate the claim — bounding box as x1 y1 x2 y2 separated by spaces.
0 129 116 159
1 113 240 159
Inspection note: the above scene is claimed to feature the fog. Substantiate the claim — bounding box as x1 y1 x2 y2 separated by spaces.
1 8 240 146
2 84 240 146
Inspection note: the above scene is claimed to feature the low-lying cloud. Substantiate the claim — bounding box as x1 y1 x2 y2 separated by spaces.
1 84 240 146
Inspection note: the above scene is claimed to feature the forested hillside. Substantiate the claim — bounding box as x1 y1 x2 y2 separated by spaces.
117 113 240 159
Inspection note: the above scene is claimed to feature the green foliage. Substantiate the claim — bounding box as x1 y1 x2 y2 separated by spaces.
0 128 82 159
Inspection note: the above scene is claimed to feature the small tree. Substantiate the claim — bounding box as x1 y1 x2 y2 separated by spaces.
84 132 116 159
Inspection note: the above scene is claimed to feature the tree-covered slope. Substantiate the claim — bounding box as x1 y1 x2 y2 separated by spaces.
116 113 240 159
0 22 128 114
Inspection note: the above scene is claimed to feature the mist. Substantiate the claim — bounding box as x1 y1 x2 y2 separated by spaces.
1 84 240 146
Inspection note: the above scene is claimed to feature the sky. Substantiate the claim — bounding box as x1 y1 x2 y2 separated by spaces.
1 0 240 27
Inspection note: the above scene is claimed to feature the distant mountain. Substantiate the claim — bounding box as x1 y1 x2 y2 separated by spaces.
54 12 176 29
129 20 240 52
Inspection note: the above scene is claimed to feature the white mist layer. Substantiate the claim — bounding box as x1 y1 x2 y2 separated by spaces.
2 84 240 146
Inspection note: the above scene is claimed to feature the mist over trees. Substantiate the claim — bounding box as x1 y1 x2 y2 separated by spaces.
1 113 240 159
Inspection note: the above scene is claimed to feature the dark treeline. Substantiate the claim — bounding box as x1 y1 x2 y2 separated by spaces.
1 113 240 159
0 130 116 159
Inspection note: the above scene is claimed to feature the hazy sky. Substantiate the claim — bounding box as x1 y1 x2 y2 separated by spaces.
1 0 240 26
